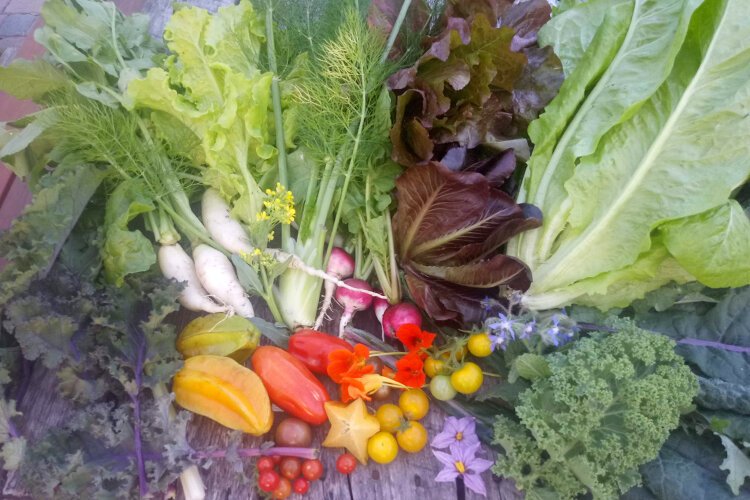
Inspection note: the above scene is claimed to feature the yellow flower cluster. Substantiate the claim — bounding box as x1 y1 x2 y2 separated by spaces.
256 183 295 225
239 248 276 270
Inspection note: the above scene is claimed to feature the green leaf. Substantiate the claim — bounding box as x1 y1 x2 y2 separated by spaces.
638 429 742 500
2 437 26 471
660 200 750 287
717 434 750 495
230 254 264 296
0 122 48 163
512 0 750 309
0 162 106 304
513 353 551 381
101 179 156 286
0 58 70 100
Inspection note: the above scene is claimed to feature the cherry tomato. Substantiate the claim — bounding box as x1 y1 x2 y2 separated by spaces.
424 357 446 378
279 457 302 480
301 459 324 481
336 453 357 474
275 417 313 447
375 404 404 432
467 333 492 358
366 356 384 374
398 389 429 420
271 454 283 465
429 374 457 401
450 362 484 394
272 477 292 499
292 477 310 494
257 456 275 472
372 384 391 400
367 431 399 464
396 420 428 453
258 470 280 493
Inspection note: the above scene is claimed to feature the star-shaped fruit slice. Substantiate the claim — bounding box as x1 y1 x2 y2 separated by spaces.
322 398 380 464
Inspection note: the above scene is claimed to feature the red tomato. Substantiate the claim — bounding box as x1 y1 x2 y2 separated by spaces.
256 456 275 472
271 454 283 465
288 329 353 374
252 346 331 425
272 477 292 499
301 459 324 481
258 470 280 493
292 477 310 494
279 457 302 480
336 453 357 475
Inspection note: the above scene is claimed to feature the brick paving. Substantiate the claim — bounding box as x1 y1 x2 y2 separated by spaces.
0 0 42 66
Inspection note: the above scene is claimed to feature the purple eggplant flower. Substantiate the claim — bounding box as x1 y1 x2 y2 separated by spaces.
431 416 480 451
432 441 494 496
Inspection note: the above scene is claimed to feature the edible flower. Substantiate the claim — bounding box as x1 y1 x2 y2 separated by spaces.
431 416 480 451
432 441 493 497
340 374 409 402
327 344 373 383
394 352 426 388
396 324 436 354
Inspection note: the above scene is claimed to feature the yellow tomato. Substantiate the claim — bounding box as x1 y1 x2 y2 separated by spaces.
440 346 468 362
450 362 484 394
367 431 399 464
396 421 428 453
398 388 429 420
424 357 446 378
375 404 404 433
467 333 492 358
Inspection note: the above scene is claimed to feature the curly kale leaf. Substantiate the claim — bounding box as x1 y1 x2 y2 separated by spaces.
493 321 698 500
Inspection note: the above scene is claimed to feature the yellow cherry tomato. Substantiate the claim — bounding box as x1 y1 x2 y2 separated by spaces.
467 333 492 358
375 404 404 433
396 420 428 453
367 431 399 464
440 346 468 362
424 357 446 378
450 362 484 394
398 388 429 420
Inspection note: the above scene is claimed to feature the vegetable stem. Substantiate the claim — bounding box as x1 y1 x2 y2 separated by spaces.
380 0 413 63
265 4 291 250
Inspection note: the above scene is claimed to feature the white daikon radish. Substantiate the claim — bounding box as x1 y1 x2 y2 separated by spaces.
158 244 227 314
193 244 254 318
201 188 253 255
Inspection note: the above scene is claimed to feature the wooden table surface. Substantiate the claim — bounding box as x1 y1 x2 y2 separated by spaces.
0 1 520 498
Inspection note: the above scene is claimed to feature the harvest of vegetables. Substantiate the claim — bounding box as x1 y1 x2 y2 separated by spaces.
0 0 748 498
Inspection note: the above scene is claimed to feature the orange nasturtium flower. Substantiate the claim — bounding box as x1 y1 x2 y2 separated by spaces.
396 324 436 355
394 351 426 388
327 344 374 383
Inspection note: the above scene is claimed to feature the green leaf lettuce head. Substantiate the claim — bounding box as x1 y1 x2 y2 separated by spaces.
492 321 698 499
508 0 750 310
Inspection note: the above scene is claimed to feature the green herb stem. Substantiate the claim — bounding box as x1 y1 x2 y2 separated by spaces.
380 0 413 63
265 4 291 250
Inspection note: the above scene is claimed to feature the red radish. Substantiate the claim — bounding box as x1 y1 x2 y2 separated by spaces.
335 278 373 337
314 247 355 329
373 293 389 323
382 303 422 338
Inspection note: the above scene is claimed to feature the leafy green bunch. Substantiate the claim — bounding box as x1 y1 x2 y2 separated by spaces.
492 321 698 499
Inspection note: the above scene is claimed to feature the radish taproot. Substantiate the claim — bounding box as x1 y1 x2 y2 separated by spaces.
382 303 422 338
335 278 373 337
373 294 389 323
193 244 255 318
158 244 227 314
314 247 354 330
201 188 253 256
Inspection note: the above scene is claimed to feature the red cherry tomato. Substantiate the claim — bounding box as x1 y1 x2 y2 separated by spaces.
279 457 302 480
301 459 324 481
271 454 283 465
272 477 292 499
336 453 357 475
256 456 275 473
292 477 310 494
258 470 280 493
